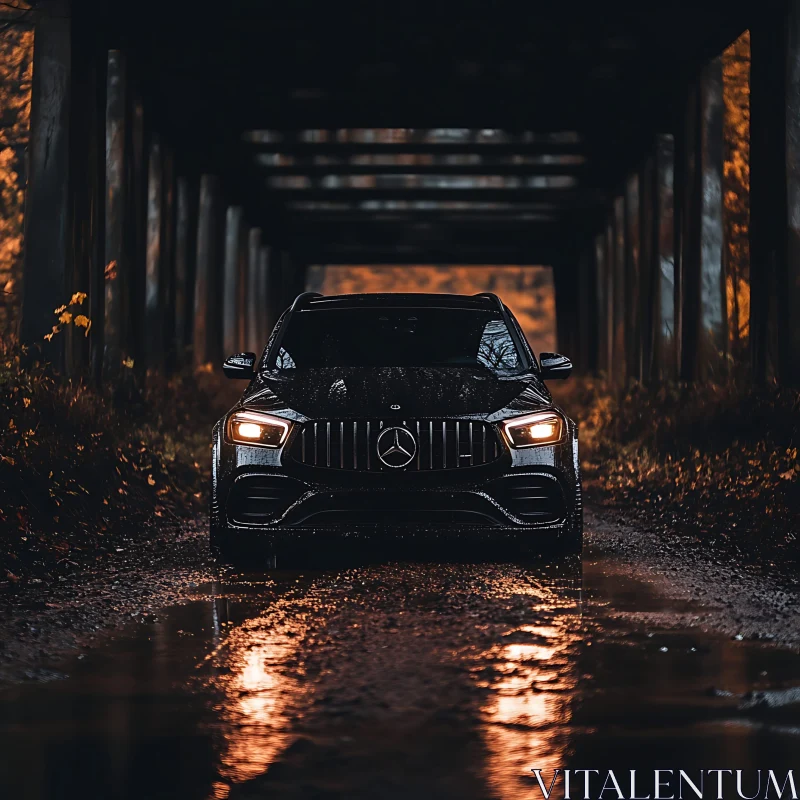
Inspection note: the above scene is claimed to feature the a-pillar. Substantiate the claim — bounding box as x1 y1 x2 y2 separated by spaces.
222 206 244 357
679 58 726 382
750 3 800 386
193 175 220 367
246 228 263 352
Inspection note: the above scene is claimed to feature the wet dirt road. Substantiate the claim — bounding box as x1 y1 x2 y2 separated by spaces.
1 514 799 800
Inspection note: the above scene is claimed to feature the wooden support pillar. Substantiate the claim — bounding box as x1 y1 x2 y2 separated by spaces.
236 223 249 352
655 134 677 381
246 228 262 352
699 58 726 379
144 136 164 370
173 177 195 366
612 196 627 386
680 59 726 383
193 175 219 367
673 103 686 381
160 147 176 371
576 244 598 373
784 1 800 385
104 50 128 377
639 154 656 384
680 78 703 382
624 174 642 382
594 232 609 375
603 220 615 378
552 258 579 359
750 2 800 386
127 93 147 375
67 12 106 382
280 251 296 311
222 206 243 357
257 246 271 345
266 249 286 327
20 0 72 368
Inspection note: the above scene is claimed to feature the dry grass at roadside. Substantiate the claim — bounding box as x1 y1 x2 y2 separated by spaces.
554 378 800 560
0 342 237 583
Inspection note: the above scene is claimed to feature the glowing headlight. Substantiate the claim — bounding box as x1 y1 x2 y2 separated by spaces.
226 411 291 448
502 411 564 448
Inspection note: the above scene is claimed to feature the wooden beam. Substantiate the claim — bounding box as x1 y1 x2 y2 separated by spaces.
266 187 605 205
246 142 586 157
256 163 588 177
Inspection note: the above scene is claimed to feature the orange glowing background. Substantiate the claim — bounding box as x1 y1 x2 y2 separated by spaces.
307 265 558 356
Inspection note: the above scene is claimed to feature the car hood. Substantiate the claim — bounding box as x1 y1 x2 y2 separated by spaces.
240 367 551 419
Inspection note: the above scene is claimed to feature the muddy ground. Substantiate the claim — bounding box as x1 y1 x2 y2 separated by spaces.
1 505 798 686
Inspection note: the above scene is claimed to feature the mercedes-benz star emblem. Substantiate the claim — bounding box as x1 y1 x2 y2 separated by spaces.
376 426 417 469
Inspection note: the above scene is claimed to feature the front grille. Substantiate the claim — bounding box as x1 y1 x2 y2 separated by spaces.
288 419 502 471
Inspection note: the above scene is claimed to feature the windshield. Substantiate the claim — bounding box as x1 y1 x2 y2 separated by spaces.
265 307 527 374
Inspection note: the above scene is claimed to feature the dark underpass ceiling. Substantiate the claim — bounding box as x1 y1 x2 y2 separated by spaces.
99 1 753 264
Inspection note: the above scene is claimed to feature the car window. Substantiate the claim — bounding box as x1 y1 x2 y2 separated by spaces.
267 307 525 374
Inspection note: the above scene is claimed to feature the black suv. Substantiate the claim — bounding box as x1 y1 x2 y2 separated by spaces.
211 292 582 560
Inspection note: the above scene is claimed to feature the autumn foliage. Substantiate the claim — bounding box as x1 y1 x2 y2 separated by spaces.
723 31 751 360
0 7 32 336
559 378 800 560
0 339 235 583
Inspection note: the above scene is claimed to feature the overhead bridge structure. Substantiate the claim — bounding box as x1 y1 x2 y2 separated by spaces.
16 0 800 385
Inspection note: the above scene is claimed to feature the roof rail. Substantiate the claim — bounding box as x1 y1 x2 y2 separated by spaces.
290 291 323 311
472 292 504 310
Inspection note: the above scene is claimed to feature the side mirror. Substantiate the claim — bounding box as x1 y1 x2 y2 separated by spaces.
540 352 572 380
222 352 257 379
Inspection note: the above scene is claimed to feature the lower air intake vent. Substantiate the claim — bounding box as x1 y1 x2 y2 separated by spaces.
493 474 566 522
227 475 305 525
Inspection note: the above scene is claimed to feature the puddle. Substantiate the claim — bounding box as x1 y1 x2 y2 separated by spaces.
0 554 798 799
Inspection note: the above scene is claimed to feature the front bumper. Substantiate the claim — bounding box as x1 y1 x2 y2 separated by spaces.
223 468 570 529
211 416 580 538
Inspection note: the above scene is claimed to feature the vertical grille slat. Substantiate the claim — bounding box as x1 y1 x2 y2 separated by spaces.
326 421 331 467
290 418 502 471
